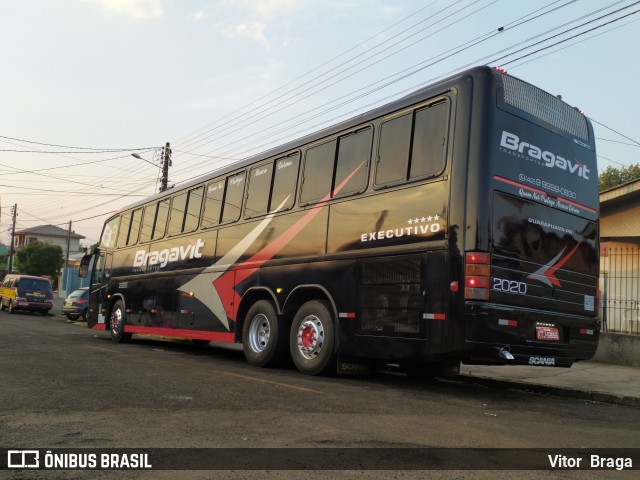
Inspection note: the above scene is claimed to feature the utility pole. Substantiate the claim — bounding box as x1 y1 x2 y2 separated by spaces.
65 220 72 269
160 142 171 192
8 204 17 273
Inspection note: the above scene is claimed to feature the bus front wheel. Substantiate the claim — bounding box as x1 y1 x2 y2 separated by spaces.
242 300 288 367
290 300 336 376
110 300 133 343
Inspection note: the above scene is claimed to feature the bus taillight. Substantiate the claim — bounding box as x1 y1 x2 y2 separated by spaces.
465 252 491 300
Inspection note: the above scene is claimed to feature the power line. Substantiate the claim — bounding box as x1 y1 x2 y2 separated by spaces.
0 184 150 197
596 138 640 147
169 1 615 183
0 149 155 154
174 0 494 157
0 134 156 152
167 0 610 180
6 1 638 230
172 0 450 149
497 4 640 67
170 0 577 163
590 118 640 147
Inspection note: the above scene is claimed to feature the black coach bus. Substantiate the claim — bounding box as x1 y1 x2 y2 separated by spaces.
80 66 599 376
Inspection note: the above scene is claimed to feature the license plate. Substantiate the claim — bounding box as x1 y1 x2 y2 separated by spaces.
536 326 560 341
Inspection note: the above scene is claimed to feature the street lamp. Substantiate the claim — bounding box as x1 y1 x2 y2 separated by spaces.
131 143 171 192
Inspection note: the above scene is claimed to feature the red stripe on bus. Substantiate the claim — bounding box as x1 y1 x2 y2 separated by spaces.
543 242 582 287
91 324 107 331
123 325 235 343
493 176 597 214
214 161 367 322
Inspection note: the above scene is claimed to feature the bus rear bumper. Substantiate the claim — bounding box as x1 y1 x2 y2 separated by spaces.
462 342 575 367
462 303 600 367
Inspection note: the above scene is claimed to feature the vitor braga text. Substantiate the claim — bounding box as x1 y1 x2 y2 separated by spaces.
548 454 632 471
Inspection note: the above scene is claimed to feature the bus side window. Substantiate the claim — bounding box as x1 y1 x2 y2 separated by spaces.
334 127 371 197
221 172 245 224
116 212 132 248
93 255 105 284
375 99 449 188
410 101 448 180
184 186 204 233
101 216 121 249
168 191 188 236
300 140 336 205
128 208 142 246
139 204 155 242
375 113 412 187
270 153 299 212
154 199 169 239
246 163 274 218
166 186 203 236
202 180 225 228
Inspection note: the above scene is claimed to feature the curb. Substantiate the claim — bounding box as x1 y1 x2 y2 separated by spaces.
455 374 640 408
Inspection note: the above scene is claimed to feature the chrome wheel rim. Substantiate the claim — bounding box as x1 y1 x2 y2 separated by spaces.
248 313 270 353
296 315 324 360
111 308 122 335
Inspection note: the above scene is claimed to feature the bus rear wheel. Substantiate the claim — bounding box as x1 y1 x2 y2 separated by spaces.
242 300 288 367
110 300 132 343
290 300 336 376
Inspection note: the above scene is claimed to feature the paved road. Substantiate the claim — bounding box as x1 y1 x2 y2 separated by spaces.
1 310 639 479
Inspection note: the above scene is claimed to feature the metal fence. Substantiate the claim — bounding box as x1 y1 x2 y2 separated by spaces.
601 246 640 335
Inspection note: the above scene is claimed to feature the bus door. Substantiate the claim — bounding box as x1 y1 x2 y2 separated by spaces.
87 252 112 330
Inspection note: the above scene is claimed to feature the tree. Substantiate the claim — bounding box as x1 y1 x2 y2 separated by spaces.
599 163 640 191
15 241 65 278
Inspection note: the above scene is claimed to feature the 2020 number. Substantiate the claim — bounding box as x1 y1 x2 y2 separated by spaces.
492 278 527 295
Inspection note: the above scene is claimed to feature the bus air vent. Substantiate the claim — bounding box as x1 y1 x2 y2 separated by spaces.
359 256 423 336
501 75 589 142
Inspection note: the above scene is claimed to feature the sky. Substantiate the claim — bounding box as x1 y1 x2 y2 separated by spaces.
1 0 639 248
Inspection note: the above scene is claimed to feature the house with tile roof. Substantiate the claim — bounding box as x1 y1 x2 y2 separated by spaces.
13 224 86 267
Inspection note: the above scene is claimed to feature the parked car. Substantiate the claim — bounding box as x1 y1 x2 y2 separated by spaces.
62 287 89 321
0 274 54 315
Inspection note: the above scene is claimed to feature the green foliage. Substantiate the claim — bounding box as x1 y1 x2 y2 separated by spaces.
15 241 65 278
599 163 640 191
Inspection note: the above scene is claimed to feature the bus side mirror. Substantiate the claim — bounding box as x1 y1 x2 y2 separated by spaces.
78 263 88 278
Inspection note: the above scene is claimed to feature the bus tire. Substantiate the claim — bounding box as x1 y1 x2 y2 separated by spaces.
110 300 132 343
290 300 336 376
242 300 288 368
8 301 15 314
